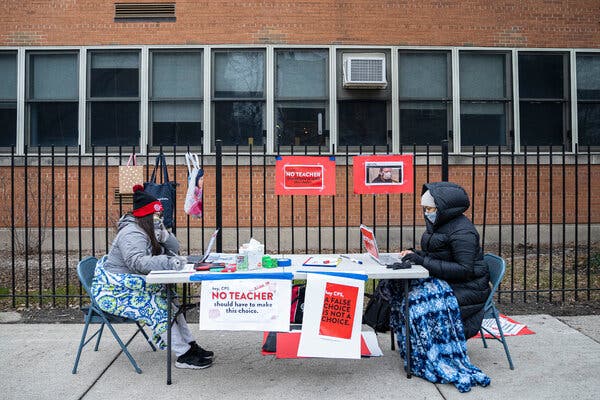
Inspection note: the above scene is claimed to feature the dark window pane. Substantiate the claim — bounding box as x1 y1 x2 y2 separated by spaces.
577 54 600 100
276 103 327 146
399 102 447 145
152 101 202 146
461 103 506 146
29 102 78 146
338 101 387 146
214 101 264 146
0 53 17 99
0 103 17 146
519 54 565 99
90 53 139 98
578 103 600 146
90 102 139 146
519 102 563 146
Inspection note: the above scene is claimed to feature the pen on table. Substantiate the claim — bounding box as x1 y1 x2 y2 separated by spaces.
340 255 363 264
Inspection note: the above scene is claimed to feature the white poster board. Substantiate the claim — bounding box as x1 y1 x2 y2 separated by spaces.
198 273 293 332
297 271 367 359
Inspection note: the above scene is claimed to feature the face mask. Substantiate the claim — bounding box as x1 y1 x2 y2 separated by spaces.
383 172 392 180
425 211 437 224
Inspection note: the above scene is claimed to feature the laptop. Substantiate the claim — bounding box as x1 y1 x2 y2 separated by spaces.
187 229 219 264
360 224 402 266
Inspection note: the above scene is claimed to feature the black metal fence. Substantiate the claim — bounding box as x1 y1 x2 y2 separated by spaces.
0 143 598 308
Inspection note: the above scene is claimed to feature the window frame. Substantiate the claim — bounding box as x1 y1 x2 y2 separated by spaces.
458 50 513 151
86 49 141 150
25 50 80 148
575 52 600 149
274 48 330 151
398 49 453 151
148 49 204 150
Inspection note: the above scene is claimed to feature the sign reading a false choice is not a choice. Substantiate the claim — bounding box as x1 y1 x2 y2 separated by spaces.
275 156 336 196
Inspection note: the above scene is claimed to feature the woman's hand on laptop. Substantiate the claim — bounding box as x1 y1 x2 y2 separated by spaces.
399 249 414 258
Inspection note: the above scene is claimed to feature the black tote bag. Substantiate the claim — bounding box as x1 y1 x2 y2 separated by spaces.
144 153 177 228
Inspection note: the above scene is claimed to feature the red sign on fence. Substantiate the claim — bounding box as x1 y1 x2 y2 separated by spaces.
275 156 336 195
353 154 414 194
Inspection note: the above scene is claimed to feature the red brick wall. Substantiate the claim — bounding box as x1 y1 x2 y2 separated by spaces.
1 162 598 229
1 1 599 48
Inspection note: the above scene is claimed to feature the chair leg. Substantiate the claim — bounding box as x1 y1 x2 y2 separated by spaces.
102 317 143 374
480 328 488 348
136 321 157 351
94 323 105 351
72 308 93 374
390 329 395 351
492 308 515 370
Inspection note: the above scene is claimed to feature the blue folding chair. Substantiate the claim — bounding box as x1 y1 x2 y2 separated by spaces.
480 253 515 370
72 256 156 374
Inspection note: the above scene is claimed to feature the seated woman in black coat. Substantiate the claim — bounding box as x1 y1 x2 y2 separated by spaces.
381 182 491 392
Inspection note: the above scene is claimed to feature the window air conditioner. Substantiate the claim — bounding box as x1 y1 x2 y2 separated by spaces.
343 53 387 89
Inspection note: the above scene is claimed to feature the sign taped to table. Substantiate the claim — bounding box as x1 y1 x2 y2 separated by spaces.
198 273 293 332
297 271 367 359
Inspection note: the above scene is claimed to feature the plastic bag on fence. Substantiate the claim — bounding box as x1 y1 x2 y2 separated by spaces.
184 152 204 218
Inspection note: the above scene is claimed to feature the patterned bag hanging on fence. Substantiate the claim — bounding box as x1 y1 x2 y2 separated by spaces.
184 152 203 218
118 153 144 194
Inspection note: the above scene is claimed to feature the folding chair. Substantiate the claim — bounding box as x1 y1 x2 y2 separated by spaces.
72 256 156 374
480 253 515 370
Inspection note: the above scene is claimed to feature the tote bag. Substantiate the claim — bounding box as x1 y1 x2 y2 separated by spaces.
144 153 177 228
118 154 144 194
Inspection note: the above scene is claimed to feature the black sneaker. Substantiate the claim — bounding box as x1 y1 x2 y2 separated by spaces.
189 341 214 359
175 348 213 370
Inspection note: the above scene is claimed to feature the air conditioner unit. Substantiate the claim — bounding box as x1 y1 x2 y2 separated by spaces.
343 53 387 89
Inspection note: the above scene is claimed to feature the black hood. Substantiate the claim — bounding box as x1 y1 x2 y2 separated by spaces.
422 182 470 226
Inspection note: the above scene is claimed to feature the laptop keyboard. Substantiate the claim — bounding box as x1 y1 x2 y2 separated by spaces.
378 254 401 265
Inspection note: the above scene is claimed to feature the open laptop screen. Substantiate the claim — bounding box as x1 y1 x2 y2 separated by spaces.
360 224 380 260
187 229 219 263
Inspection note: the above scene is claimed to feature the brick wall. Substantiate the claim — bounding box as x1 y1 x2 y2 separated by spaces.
1 162 598 229
1 1 599 48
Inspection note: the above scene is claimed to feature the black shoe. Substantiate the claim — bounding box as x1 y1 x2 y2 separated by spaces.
189 341 214 359
175 348 213 370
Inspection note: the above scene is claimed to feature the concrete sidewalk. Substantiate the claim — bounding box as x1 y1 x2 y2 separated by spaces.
0 314 599 400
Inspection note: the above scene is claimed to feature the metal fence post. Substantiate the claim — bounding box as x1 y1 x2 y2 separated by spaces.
215 139 223 252
441 139 449 182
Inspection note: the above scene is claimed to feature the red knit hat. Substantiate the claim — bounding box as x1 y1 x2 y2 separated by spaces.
132 185 163 217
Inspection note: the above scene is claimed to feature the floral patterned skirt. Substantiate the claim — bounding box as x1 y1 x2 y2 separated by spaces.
382 277 491 393
91 256 169 349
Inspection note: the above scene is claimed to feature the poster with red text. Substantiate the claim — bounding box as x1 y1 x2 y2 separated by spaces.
275 156 336 196
353 154 414 194
199 273 292 332
297 272 367 359
319 282 359 339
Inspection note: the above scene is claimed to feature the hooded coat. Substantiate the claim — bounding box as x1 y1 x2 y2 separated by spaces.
102 214 180 275
417 182 490 338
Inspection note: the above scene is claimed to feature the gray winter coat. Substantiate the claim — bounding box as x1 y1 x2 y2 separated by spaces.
102 214 180 275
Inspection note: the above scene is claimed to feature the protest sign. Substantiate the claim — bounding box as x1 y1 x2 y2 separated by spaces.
353 154 414 194
297 272 367 359
275 156 336 195
198 273 293 332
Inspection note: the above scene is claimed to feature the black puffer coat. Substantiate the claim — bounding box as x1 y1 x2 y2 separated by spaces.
417 182 490 338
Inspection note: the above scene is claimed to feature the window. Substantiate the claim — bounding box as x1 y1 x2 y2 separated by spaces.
212 50 265 148
150 50 203 147
26 52 79 147
577 54 600 147
0 52 17 147
460 52 511 147
398 51 451 147
88 51 140 148
338 50 391 149
518 53 570 147
275 49 329 149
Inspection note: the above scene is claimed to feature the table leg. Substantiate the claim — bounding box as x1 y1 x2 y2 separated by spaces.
404 279 412 379
167 284 172 385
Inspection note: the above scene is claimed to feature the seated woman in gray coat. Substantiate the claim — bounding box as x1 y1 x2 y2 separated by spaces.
91 185 213 370
382 181 491 392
